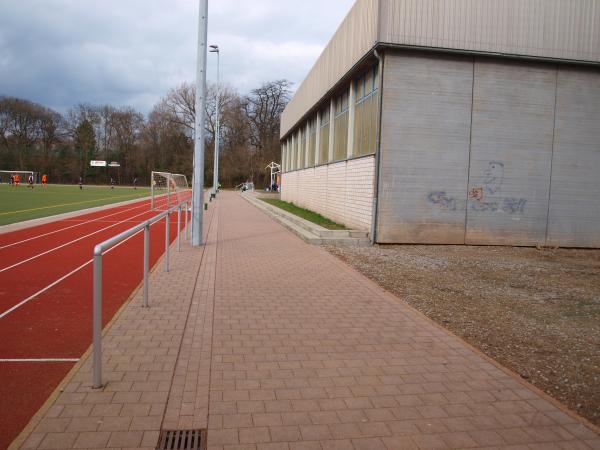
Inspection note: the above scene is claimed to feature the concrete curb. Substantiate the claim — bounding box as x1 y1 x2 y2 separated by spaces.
241 192 372 247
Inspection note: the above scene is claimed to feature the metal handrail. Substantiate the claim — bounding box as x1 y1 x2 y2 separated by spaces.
92 198 191 388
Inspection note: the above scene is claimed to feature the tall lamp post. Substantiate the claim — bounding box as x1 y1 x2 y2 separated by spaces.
192 0 208 246
209 44 220 197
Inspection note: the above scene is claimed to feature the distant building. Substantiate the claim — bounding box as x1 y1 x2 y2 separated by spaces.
280 0 600 247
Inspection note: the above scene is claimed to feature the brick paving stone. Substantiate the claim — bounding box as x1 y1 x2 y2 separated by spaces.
11 192 600 449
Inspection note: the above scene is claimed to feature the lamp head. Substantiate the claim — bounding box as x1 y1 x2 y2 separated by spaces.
209 44 219 53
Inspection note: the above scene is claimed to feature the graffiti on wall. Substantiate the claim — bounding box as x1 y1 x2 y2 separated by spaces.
428 191 457 211
469 161 527 214
428 161 527 214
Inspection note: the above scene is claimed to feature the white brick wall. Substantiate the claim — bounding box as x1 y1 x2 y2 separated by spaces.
281 155 375 231
346 157 375 230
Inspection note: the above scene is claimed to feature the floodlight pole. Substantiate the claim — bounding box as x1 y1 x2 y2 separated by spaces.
192 0 208 247
210 45 220 197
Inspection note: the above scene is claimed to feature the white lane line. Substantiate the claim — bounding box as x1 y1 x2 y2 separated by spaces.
0 195 171 252
0 358 79 362
0 201 151 251
0 260 93 319
0 205 164 273
0 219 164 320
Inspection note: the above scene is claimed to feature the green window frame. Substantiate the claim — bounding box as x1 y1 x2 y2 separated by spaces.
353 65 379 157
308 116 317 168
333 89 349 162
319 107 330 165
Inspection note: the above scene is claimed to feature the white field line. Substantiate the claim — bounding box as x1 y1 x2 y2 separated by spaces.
0 204 169 274
0 218 168 320
0 201 147 251
0 358 79 362
0 195 171 252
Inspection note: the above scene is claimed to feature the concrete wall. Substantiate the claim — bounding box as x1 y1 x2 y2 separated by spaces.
378 51 600 247
546 67 600 247
377 54 473 243
465 60 556 245
281 156 375 232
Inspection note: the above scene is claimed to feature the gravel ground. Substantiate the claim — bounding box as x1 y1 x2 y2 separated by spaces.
326 244 600 426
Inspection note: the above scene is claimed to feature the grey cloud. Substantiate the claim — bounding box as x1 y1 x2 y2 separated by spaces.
0 0 355 114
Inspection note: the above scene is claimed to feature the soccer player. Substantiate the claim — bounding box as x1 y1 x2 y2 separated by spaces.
28 174 34 189
79 176 83 190
14 174 20 187
41 174 47 188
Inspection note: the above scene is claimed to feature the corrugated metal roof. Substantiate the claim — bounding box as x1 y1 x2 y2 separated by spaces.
281 0 600 137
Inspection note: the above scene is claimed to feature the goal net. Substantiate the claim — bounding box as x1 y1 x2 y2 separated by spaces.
0 170 38 184
151 171 190 210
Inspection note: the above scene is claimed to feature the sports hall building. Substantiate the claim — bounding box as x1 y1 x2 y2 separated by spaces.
280 0 600 247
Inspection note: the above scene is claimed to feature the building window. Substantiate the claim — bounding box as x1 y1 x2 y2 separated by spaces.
319 107 330 165
308 116 317 168
299 126 306 169
353 65 379 157
291 134 297 171
281 141 287 172
333 89 349 162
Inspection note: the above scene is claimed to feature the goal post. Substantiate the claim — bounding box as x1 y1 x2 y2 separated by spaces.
0 170 37 184
151 171 190 210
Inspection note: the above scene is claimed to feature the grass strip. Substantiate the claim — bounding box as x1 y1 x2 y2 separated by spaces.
0 184 150 225
259 198 346 230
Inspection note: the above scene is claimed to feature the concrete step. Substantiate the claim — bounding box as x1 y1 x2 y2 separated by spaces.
263 204 346 238
242 193 371 247
252 197 369 239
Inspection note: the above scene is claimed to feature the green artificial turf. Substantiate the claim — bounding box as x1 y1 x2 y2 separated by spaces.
0 184 151 226
259 198 346 230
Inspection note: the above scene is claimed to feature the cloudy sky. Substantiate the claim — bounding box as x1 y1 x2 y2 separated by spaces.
0 0 355 115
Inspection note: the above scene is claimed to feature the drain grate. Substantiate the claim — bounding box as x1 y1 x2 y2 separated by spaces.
156 429 206 450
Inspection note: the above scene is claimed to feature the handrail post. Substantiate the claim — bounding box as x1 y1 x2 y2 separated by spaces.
177 206 181 252
184 201 188 241
92 246 103 389
167 176 171 208
150 171 154 210
143 224 150 307
187 201 190 241
189 200 192 241
165 213 170 272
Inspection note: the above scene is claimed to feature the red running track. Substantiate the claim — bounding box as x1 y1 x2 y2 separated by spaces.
0 194 191 449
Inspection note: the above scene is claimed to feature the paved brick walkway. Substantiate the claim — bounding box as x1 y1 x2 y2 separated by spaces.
12 191 600 450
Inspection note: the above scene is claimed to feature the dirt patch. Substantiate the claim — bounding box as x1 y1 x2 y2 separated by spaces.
326 244 600 426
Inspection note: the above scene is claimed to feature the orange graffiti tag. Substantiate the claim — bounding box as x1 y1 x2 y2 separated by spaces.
469 187 484 201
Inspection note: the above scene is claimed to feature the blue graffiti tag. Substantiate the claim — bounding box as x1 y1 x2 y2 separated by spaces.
428 191 457 211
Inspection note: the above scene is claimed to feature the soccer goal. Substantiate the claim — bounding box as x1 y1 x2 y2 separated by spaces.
151 171 190 210
0 170 38 184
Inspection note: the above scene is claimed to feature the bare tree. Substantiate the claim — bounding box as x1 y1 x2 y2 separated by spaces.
0 96 45 169
73 118 96 180
243 80 292 184
160 82 196 134
39 108 66 176
110 107 144 183
0 77 290 187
